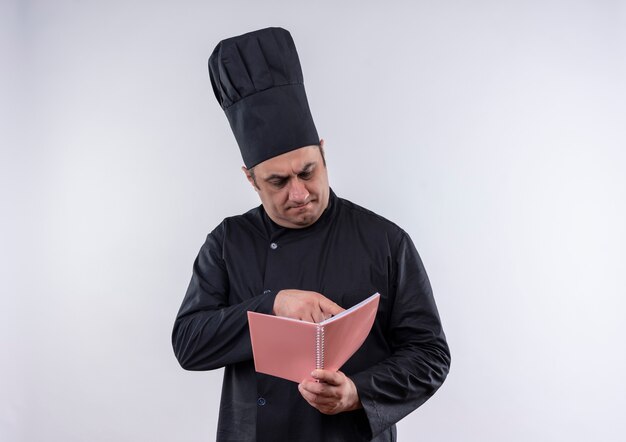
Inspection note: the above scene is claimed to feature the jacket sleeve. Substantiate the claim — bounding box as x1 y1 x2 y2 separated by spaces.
350 231 451 439
172 222 277 370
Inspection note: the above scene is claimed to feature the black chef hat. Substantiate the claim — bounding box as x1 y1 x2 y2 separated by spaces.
208 27 319 168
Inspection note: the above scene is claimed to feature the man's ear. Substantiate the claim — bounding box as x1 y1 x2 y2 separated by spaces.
241 166 259 191
318 139 326 167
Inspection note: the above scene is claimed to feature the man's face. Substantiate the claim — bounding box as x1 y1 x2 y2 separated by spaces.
244 144 330 229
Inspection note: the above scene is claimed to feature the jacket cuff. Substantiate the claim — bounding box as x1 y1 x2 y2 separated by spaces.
351 371 384 439
255 289 278 314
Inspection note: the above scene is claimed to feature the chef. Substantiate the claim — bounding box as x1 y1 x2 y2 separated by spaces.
173 27 450 441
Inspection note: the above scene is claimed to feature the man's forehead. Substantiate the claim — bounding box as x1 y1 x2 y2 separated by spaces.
255 145 320 175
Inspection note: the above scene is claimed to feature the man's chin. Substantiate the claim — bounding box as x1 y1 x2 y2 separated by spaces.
289 218 315 228
285 212 321 228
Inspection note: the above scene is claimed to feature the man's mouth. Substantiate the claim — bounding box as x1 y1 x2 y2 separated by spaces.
290 201 313 210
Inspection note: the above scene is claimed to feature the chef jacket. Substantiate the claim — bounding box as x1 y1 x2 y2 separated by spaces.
172 190 450 441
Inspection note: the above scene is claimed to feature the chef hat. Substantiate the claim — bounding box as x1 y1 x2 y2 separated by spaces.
208 27 319 168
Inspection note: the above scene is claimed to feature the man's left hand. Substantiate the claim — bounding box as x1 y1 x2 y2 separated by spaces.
298 370 362 415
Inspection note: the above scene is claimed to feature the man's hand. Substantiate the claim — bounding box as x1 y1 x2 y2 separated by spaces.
298 370 362 415
273 290 344 323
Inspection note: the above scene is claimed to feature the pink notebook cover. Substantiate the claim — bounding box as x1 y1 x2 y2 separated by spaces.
247 292 380 383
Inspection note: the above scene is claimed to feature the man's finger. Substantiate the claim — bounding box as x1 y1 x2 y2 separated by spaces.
319 297 344 316
312 309 326 324
300 379 331 396
298 384 317 402
311 369 343 386
298 383 336 405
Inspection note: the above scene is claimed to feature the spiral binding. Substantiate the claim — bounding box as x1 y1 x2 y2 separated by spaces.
315 325 325 369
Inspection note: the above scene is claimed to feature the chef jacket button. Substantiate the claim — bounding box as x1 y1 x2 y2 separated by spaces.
270 242 278 250
257 397 266 406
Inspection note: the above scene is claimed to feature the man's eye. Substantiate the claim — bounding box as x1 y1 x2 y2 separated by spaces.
270 180 287 187
299 171 312 180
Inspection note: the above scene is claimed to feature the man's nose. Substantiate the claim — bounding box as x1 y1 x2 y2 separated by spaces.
288 178 309 203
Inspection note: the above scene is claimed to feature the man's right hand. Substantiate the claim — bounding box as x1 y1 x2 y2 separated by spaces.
273 290 344 323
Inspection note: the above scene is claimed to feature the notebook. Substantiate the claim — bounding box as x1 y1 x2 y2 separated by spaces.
247 292 380 383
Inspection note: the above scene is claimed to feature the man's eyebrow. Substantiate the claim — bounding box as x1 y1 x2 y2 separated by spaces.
264 173 288 182
264 162 316 182
299 162 316 173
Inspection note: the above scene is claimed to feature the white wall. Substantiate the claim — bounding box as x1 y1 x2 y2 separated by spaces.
2 1 625 441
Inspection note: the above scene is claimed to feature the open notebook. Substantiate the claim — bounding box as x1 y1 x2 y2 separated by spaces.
247 292 380 383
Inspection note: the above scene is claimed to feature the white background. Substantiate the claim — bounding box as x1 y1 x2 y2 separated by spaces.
2 1 625 441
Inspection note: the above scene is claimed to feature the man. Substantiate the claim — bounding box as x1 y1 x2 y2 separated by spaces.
172 27 450 441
